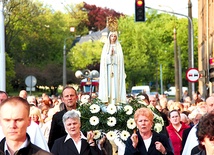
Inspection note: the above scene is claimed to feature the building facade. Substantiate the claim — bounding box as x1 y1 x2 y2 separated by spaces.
198 0 214 97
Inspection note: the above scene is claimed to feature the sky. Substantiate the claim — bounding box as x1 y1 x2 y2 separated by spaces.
42 0 198 18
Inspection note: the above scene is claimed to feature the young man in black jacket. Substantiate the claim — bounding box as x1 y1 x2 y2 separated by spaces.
0 97 52 155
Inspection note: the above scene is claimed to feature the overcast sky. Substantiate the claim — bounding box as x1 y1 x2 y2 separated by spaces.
42 0 198 18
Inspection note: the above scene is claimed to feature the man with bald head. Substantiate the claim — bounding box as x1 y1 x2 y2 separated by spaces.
205 95 214 113
19 90 28 100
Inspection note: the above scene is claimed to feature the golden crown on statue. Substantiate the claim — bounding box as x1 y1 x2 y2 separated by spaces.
107 16 118 32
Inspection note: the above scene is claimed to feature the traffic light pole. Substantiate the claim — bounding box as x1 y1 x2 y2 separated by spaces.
146 6 195 95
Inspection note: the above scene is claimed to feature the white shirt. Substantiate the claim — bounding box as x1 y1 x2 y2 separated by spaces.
144 135 152 151
64 132 87 154
182 124 198 155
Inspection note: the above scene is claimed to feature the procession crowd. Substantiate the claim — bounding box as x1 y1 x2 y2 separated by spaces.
0 88 214 155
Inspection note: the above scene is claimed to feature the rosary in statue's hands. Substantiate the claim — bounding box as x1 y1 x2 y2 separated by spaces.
111 48 114 56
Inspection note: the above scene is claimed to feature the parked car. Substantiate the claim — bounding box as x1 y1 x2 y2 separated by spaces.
164 86 188 96
131 85 150 96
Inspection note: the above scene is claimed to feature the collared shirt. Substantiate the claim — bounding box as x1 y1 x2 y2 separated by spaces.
64 132 87 154
4 138 29 155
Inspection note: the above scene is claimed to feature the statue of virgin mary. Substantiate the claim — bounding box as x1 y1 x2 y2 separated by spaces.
98 17 126 104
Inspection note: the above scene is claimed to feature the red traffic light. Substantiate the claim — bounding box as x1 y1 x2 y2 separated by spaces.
210 58 214 65
136 0 143 7
135 0 145 22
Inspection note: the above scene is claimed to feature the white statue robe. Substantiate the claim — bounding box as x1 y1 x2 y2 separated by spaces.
98 32 126 104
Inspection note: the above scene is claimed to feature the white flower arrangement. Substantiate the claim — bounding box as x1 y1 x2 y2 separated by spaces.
124 105 133 115
107 117 117 127
89 116 99 126
127 118 136 129
90 104 101 113
106 104 117 114
93 130 101 140
154 123 164 133
106 130 117 141
78 98 164 142
120 130 130 141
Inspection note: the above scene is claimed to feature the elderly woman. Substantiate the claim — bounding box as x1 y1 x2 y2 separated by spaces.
30 106 44 127
193 112 214 155
51 110 100 155
167 110 189 155
124 107 173 155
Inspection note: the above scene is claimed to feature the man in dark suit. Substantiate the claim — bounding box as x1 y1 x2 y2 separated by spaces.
48 86 78 150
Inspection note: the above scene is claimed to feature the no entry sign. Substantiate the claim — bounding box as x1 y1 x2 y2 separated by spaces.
186 68 199 82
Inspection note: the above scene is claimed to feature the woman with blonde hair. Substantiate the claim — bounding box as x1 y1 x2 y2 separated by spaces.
30 106 43 127
124 107 173 155
168 102 183 112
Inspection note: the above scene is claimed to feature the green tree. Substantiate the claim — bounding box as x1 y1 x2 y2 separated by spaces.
4 0 77 92
118 15 162 90
5 53 15 92
68 41 103 71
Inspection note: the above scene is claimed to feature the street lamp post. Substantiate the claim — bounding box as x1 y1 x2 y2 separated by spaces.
188 0 194 98
0 0 6 91
63 36 74 88
158 5 182 100
146 6 195 95
63 27 75 88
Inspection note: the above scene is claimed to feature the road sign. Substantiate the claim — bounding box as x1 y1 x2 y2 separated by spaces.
186 68 199 82
26 87 35 91
25 75 37 87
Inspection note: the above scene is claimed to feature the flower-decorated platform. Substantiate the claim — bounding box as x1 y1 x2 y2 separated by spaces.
78 98 164 155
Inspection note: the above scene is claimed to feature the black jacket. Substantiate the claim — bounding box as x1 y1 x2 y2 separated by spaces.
124 131 174 155
181 126 193 154
48 108 67 150
51 135 100 155
193 150 206 155
191 145 202 155
0 135 52 155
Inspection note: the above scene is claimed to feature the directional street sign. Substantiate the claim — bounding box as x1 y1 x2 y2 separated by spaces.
186 68 199 82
